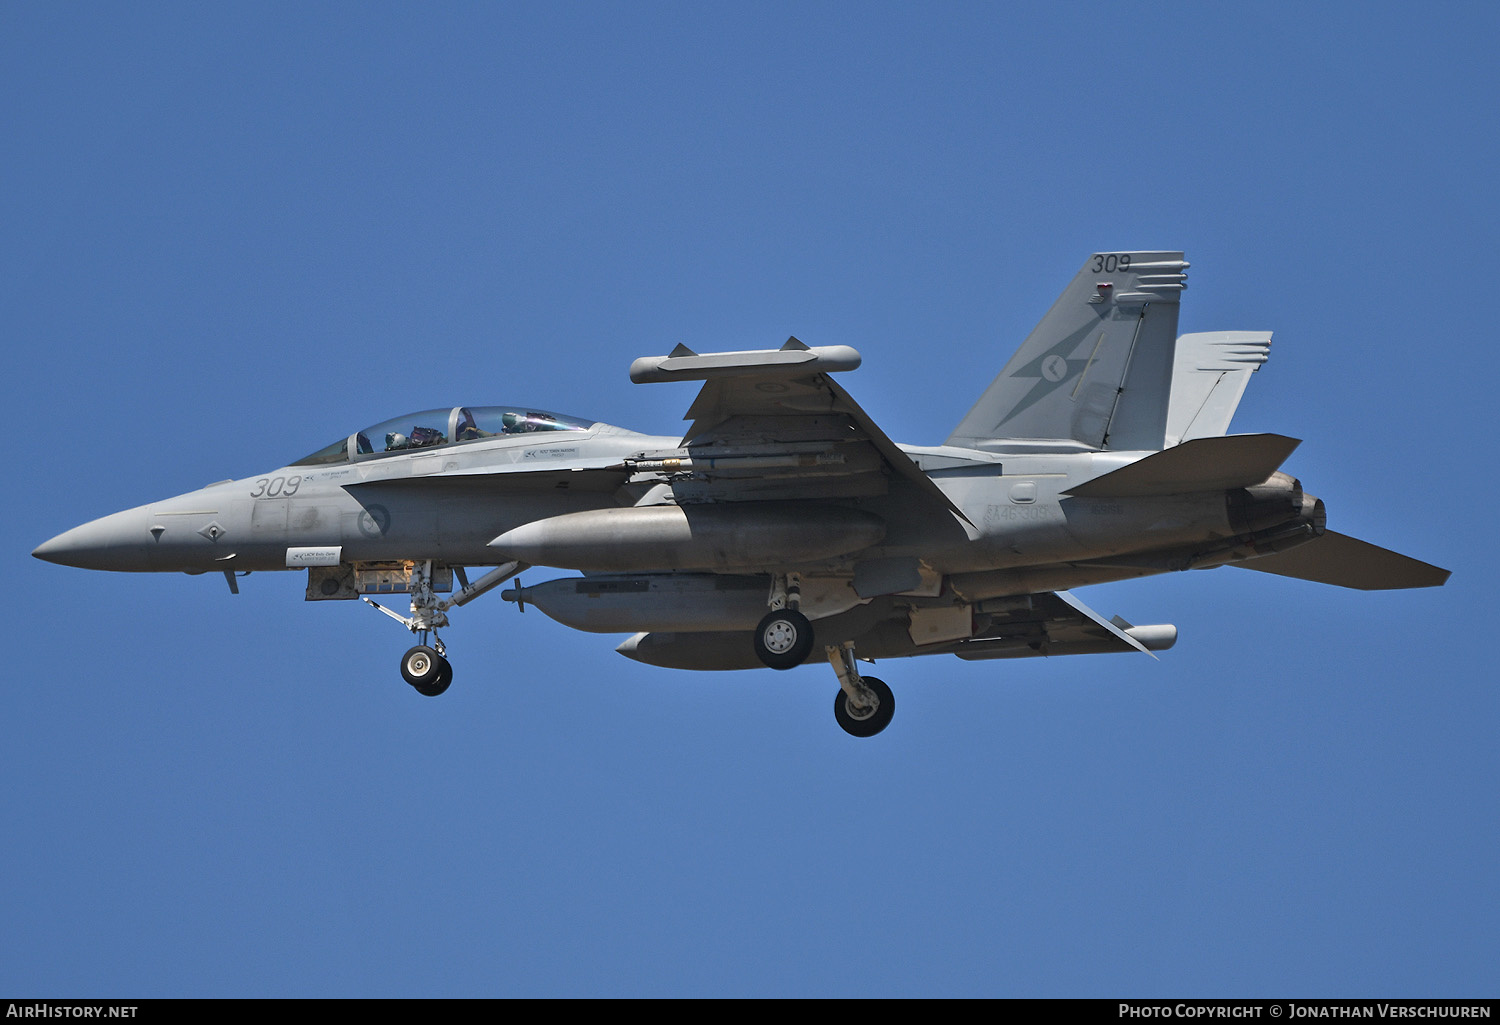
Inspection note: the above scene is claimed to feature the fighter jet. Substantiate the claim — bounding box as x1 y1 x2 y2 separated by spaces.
33 251 1448 736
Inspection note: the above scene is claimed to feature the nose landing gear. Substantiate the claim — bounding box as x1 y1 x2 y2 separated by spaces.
362 559 525 696
401 643 452 697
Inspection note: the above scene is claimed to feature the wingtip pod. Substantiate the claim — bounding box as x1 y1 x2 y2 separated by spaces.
629 343 861 383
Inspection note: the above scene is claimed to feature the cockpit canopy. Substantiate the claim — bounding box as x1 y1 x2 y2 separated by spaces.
293 406 596 466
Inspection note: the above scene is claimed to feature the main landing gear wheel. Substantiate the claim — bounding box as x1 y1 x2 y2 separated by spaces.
754 609 814 670
401 645 452 697
834 675 894 738
412 661 452 698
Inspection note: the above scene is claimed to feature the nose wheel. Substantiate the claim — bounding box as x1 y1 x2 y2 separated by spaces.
401 644 452 697
361 560 526 697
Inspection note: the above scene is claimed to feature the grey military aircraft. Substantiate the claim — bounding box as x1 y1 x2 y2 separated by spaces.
33 251 1448 736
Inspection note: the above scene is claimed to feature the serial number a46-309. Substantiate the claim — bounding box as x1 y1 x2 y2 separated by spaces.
1092 253 1132 273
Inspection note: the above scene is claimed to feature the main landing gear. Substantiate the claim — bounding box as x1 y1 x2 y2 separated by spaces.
754 572 815 670
363 559 525 697
827 641 894 737
753 608 815 669
752 573 895 737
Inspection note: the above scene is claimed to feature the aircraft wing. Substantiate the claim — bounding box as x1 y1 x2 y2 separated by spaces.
632 339 971 523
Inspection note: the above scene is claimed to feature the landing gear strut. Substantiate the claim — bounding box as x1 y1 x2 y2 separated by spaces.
752 574 896 735
827 642 895 737
363 559 525 696
754 572 815 670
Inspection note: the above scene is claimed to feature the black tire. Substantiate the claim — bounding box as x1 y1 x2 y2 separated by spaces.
401 645 444 688
834 675 895 737
753 609 814 670
412 659 452 698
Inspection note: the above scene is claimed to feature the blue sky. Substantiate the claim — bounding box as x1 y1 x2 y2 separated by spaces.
4 2 1495 997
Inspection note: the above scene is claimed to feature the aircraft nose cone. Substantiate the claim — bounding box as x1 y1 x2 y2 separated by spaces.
32 508 153 571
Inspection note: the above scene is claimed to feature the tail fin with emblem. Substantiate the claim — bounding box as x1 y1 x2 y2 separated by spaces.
947 251 1188 452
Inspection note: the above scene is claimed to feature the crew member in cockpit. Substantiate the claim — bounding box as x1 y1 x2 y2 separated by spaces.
457 408 492 442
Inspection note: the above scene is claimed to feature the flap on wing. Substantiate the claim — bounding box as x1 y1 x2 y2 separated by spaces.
1230 530 1450 589
1065 433 1300 497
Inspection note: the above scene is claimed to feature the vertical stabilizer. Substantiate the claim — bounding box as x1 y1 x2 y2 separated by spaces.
1164 331 1272 447
947 251 1189 451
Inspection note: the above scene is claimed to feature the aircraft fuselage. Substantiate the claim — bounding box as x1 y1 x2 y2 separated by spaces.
33 426 1315 598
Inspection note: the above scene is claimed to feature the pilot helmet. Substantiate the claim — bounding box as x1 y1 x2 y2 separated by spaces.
386 431 408 450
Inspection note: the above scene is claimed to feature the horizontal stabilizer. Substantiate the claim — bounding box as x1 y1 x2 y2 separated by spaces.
1065 433 1300 497
1230 531 1450 589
